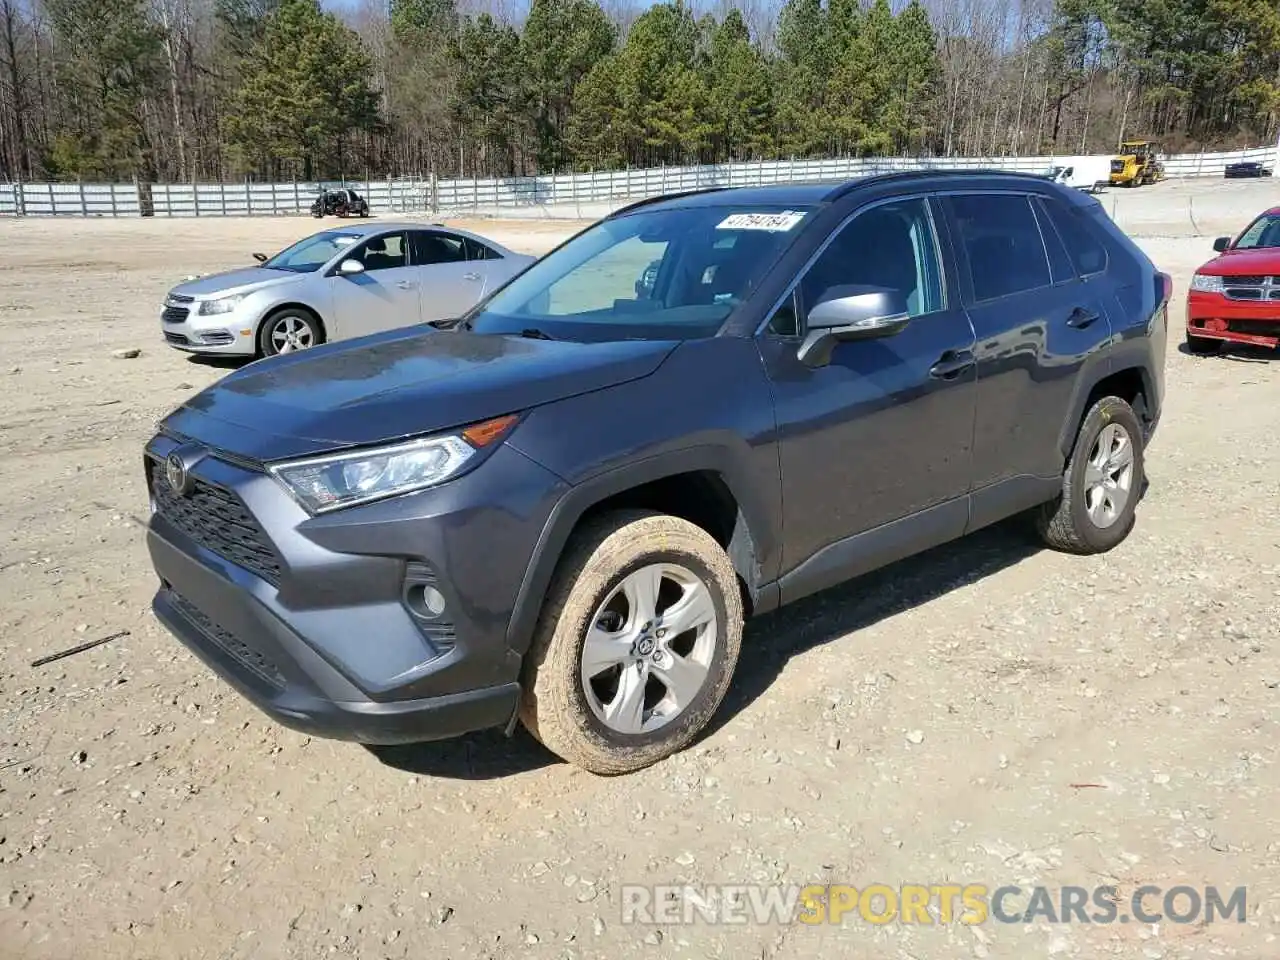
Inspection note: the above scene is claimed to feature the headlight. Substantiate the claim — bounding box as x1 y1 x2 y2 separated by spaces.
1189 273 1224 293
199 294 247 315
267 414 518 514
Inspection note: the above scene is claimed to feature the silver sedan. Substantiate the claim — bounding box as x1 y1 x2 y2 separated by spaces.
159 222 537 358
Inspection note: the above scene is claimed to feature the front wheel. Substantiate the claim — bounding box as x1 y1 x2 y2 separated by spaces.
1035 396 1145 554
519 510 744 775
258 308 323 357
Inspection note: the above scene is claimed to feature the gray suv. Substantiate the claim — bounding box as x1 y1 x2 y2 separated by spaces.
144 171 1170 775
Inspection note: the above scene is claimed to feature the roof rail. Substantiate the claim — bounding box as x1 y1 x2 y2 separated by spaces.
608 187 729 217
826 166 1053 200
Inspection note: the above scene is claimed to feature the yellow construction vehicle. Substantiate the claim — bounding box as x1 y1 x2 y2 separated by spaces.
1109 140 1166 187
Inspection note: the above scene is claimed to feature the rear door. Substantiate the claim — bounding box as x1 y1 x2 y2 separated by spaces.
939 192 1113 498
408 230 487 322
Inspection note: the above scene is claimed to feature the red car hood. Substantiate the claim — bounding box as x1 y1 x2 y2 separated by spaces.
1200 248 1280 276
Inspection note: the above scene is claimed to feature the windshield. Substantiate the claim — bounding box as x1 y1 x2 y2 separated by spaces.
1232 213 1280 250
464 204 815 341
264 230 363 272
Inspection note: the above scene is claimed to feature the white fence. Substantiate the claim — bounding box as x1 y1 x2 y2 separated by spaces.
1 144 1275 219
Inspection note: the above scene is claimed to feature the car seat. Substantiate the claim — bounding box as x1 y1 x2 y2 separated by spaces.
361 236 402 271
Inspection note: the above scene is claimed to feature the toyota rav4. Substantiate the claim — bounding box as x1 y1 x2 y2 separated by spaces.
143 171 1170 775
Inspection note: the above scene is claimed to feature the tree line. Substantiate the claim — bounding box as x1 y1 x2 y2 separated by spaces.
0 0 1276 184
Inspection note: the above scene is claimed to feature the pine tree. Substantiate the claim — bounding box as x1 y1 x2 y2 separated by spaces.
224 0 380 179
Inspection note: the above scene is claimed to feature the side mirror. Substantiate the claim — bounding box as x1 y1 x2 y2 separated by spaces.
797 285 910 367
1212 237 1231 253
252 252 267 263
338 258 365 275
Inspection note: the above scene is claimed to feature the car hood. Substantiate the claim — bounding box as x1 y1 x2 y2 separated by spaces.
1200 248 1280 276
160 326 678 460
169 266 305 298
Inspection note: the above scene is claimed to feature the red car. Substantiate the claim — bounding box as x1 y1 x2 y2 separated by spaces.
1186 206 1280 353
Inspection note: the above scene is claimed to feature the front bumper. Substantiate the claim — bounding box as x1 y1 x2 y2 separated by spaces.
143 431 567 744
1187 292 1280 347
161 301 259 356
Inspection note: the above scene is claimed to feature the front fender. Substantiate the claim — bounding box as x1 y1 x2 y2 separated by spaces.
504 444 781 655
502 337 783 654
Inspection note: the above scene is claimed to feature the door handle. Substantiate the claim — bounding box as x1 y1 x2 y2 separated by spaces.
462 272 482 281
1066 307 1100 329
396 280 416 290
929 350 975 380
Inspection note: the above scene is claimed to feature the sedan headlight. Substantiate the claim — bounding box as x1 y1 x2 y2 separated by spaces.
1189 273 1224 293
199 294 248 315
267 415 518 514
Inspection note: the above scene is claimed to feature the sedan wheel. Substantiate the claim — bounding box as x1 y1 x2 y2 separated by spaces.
259 311 322 357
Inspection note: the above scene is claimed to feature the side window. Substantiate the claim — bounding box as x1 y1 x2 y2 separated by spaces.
411 231 467 266
947 194 1051 301
1040 197 1109 276
353 231 407 271
465 238 502 261
1031 198 1077 284
794 198 945 325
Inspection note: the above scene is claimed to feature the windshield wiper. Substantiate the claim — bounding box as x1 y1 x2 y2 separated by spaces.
519 327 556 341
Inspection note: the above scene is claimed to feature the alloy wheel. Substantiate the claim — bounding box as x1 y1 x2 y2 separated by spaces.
1083 422 1134 528
580 563 718 735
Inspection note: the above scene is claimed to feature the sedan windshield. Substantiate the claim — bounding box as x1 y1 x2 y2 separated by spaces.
264 231 363 273
464 204 815 341
1233 213 1280 250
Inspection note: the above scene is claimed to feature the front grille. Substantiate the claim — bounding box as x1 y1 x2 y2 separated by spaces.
169 591 285 690
148 458 283 587
1223 278 1280 302
164 331 190 345
162 306 190 324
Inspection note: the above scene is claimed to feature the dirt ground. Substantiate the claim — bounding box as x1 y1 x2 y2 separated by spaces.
2 182 1280 960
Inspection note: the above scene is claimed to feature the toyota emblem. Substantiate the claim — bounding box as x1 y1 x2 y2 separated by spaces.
165 452 190 495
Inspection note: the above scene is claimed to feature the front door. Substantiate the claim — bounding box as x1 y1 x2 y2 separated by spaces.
328 230 422 337
756 196 979 599
408 230 490 322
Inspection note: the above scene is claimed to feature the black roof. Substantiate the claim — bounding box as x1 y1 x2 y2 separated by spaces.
609 168 1067 217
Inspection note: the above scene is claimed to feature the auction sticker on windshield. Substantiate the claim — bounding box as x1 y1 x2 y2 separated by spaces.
716 210 807 232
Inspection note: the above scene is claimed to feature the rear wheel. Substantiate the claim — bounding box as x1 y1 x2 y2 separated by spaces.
258 308 323 357
1035 396 1144 555
519 510 743 775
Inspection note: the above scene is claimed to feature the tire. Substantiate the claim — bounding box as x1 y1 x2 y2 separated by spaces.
519 509 744 775
258 308 323 357
1035 396 1145 555
1185 330 1221 354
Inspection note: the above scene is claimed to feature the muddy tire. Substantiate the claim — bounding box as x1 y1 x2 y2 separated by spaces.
519 509 743 776
1035 396 1145 555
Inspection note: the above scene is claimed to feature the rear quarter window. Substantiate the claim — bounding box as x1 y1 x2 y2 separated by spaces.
1040 196 1109 276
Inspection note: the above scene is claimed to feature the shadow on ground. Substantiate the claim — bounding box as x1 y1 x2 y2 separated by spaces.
185 353 253 371
1176 341 1276 361
368 514 1050 781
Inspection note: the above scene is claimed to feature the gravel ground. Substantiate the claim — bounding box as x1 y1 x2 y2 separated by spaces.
2 180 1279 960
